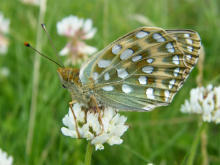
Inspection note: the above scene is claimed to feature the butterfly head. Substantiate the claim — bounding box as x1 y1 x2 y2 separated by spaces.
57 67 80 89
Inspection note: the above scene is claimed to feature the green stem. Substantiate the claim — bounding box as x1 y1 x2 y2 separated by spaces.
85 141 93 165
186 122 207 165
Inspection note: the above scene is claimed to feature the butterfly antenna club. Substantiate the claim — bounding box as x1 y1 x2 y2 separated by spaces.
24 42 63 68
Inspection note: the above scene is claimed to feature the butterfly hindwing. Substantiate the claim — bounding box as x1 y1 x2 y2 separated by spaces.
79 27 201 111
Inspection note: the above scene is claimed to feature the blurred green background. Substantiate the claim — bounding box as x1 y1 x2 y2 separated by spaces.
0 0 220 164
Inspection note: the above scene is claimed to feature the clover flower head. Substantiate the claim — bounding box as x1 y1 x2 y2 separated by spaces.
56 15 97 65
20 0 40 5
181 84 220 124
0 148 13 165
0 67 10 77
0 12 10 54
61 103 129 150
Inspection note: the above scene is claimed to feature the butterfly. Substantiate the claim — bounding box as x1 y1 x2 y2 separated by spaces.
56 27 201 112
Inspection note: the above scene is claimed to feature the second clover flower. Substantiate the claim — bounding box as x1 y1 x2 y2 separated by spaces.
56 15 98 65
181 84 220 124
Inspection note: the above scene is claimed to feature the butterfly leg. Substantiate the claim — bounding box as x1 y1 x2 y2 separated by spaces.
69 100 81 138
90 96 104 135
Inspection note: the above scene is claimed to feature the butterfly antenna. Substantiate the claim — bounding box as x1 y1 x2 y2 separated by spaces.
41 23 65 68
24 42 63 68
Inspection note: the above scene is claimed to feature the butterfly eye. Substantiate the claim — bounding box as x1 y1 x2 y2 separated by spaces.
61 84 67 89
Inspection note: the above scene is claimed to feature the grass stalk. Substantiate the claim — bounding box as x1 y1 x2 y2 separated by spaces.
26 0 47 158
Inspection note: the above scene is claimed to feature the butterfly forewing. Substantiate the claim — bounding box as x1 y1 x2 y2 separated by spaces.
79 27 201 111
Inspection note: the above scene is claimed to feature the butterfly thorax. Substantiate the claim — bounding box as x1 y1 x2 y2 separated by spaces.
57 67 92 106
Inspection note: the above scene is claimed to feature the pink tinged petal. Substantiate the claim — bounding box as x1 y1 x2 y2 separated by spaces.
57 15 79 37
83 18 93 33
82 28 97 40
59 46 69 56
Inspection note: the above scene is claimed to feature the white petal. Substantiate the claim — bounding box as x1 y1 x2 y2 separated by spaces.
116 115 127 125
103 106 115 121
91 134 109 145
73 103 83 118
107 136 123 145
0 41 8 54
61 127 78 138
191 102 203 114
62 114 70 127
207 84 213 91
78 44 97 55
202 113 212 122
82 28 97 40
59 46 69 56
212 109 220 124
83 132 94 140
94 143 104 151
83 18 93 32
180 100 191 113
0 67 9 76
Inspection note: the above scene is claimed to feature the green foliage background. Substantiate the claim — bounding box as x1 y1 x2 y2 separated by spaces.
0 0 219 164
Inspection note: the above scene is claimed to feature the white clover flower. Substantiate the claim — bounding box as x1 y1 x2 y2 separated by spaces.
61 103 129 150
0 12 10 55
57 15 97 39
56 15 97 65
0 67 10 77
180 84 220 124
0 148 13 165
20 0 40 5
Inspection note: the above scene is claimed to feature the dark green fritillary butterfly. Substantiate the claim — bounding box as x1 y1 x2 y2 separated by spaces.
57 27 201 111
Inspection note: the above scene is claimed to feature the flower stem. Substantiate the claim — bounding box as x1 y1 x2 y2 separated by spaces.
186 122 206 165
85 140 93 165
201 120 209 165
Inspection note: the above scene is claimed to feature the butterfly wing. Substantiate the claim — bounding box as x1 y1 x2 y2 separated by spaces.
79 27 201 111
